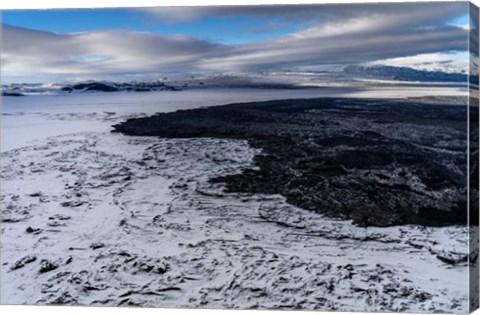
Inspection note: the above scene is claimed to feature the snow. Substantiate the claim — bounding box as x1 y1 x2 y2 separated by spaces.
0 88 471 312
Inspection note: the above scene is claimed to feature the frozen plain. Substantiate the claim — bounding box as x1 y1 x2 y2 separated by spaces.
0 87 472 312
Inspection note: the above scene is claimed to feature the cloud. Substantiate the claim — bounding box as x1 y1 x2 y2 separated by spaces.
1 2 471 82
1 24 229 81
371 52 470 73
197 18 467 72
140 2 467 26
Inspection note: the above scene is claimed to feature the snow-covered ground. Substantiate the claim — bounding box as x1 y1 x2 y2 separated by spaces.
1 87 467 152
0 88 471 312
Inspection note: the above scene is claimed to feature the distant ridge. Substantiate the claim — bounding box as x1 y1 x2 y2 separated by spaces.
61 80 181 93
1 65 473 96
1 80 181 96
343 65 468 83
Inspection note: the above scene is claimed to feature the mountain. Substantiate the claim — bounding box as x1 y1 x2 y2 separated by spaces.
1 80 181 96
1 66 472 96
343 65 468 83
61 80 181 93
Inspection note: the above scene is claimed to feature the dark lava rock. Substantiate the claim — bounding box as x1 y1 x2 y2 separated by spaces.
39 259 59 273
436 254 468 265
113 97 477 227
49 214 71 220
134 88 152 92
2 91 25 97
11 255 37 270
90 242 106 250
25 226 43 234
60 200 85 207
135 261 168 274
47 291 78 305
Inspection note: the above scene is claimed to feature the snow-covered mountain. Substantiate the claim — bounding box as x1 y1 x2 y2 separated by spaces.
342 65 468 82
1 80 180 96
61 80 181 93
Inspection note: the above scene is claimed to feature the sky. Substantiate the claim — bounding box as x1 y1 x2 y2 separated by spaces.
0 2 473 83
